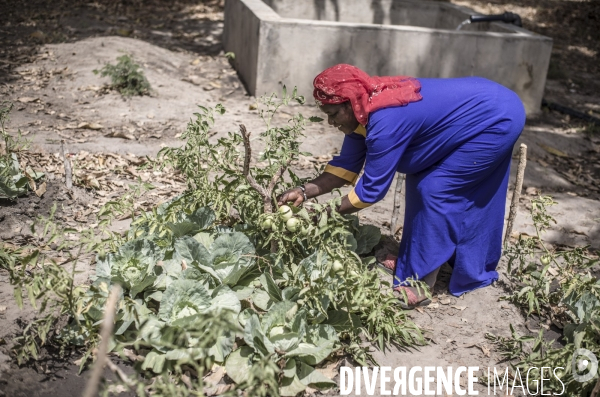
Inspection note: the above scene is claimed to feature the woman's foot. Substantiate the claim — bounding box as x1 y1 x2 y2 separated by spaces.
393 285 432 310
376 253 397 275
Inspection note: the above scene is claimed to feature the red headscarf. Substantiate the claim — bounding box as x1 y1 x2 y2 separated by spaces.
313 64 422 125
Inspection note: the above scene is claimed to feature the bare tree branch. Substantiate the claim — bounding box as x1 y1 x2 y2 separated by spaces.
239 124 269 199
83 284 122 397
504 143 527 245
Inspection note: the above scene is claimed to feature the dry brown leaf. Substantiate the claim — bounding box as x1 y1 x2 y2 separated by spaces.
17 97 39 103
480 344 491 357
35 181 47 197
122 348 144 362
317 360 340 380
450 305 467 311
203 384 232 396
109 131 136 140
30 31 46 40
78 122 103 130
539 143 568 157
440 298 451 305
203 365 225 386
116 28 133 37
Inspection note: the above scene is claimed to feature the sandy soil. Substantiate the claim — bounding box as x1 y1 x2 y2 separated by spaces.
0 0 599 396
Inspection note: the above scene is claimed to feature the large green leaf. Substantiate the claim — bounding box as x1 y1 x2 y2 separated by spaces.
262 300 296 332
173 236 212 267
324 309 362 332
225 346 253 384
285 324 337 365
102 239 162 297
141 350 166 373
158 279 212 324
210 232 255 285
252 289 274 311
166 207 216 238
280 373 307 396
209 285 242 314
297 361 336 389
244 314 274 357
354 224 381 255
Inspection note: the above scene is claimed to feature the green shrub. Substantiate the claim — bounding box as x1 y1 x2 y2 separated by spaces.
94 54 151 97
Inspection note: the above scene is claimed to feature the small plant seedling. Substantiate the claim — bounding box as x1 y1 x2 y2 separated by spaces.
94 54 151 97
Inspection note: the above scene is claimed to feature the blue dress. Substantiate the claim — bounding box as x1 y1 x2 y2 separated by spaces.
324 77 526 296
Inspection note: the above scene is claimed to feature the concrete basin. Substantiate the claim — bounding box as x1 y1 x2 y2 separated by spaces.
223 0 553 114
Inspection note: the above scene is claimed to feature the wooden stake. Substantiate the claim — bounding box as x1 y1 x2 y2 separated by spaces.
82 284 122 397
504 144 527 245
390 173 405 237
60 140 72 190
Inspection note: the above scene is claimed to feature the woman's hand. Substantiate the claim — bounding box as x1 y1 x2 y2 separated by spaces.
277 187 305 207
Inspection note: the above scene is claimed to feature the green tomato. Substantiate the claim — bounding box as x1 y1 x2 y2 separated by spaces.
261 218 273 230
301 225 311 236
286 217 300 232
279 205 293 221
349 270 359 277
540 255 551 265
332 260 344 273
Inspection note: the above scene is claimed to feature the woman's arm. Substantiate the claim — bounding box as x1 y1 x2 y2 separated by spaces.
277 173 360 214
277 172 346 206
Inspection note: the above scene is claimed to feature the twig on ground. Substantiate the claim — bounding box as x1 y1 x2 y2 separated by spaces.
591 377 600 397
390 174 405 237
82 284 122 397
504 143 527 245
60 139 73 190
105 357 137 389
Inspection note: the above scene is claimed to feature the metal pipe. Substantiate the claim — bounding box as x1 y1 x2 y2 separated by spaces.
470 12 522 27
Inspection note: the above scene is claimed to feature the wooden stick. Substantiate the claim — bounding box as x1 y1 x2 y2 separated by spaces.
82 284 122 397
390 174 405 237
60 140 72 190
504 144 527 245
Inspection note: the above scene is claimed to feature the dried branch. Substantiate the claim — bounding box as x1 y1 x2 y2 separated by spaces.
390 173 405 237
82 284 122 397
106 357 137 389
239 124 268 199
267 162 290 193
60 140 73 190
239 124 251 177
504 143 527 245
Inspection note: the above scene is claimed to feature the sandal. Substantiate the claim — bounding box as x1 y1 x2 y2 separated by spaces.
376 253 397 275
393 286 431 310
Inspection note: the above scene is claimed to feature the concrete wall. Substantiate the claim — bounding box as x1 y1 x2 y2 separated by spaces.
223 0 279 93
224 0 553 114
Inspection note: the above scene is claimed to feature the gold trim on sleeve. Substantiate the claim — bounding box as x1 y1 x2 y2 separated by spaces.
354 125 367 137
348 189 373 208
324 164 359 185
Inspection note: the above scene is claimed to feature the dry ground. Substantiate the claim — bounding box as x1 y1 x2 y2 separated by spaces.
0 0 599 396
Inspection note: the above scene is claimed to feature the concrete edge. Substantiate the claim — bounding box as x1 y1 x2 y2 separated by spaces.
251 0 552 41
262 17 553 42
233 0 281 21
